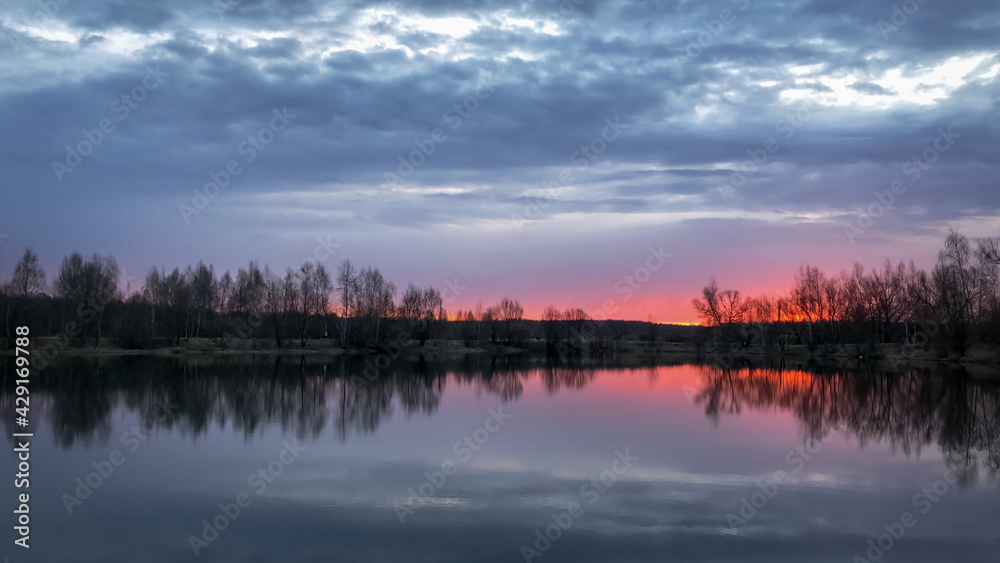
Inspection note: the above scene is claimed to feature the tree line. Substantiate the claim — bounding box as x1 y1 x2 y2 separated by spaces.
5 230 997 357
0 246 695 354
0 251 540 349
692 231 1000 356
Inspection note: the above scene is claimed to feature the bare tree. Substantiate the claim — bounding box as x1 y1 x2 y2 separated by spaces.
792 265 827 344
774 295 796 350
336 259 358 344
5 248 47 340
980 237 1000 266
400 283 443 345
976 239 1000 344
356 266 396 342
542 305 562 345
10 248 46 298
564 308 590 344
187 261 215 337
216 271 234 313
926 231 983 354
718 289 748 325
297 262 332 346
483 305 499 342
143 268 163 337
692 278 724 327
495 297 524 344
54 253 120 346
144 267 192 343
474 301 486 345
823 273 848 342
263 266 290 348
862 259 908 344
234 261 265 315
400 283 422 321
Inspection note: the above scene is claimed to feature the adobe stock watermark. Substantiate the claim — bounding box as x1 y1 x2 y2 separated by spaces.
724 436 829 532
222 311 264 343
179 107 296 223
851 466 964 563
51 65 168 183
382 72 496 189
553 0 586 26
673 0 751 69
61 400 178 514
2 0 73 54
843 127 959 243
681 384 701 406
511 116 627 232
0 28 24 54
519 449 638 562
611 244 674 301
293 235 341 270
394 405 512 523
188 440 307 556
718 100 816 201
878 0 930 40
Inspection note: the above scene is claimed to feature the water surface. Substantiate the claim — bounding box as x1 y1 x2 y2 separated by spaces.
3 354 998 562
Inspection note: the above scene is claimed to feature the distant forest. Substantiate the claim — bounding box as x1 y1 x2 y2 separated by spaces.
692 231 1000 356
0 231 998 358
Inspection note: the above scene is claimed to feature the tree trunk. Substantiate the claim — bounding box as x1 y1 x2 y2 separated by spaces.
95 309 103 347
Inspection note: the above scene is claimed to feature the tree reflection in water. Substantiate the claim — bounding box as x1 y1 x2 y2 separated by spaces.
1 354 603 445
2 354 997 481
692 361 1000 480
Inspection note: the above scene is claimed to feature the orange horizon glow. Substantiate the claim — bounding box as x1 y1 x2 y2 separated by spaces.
436 275 823 325
446 298 705 325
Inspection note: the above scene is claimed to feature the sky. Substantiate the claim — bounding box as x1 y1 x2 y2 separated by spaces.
0 0 998 323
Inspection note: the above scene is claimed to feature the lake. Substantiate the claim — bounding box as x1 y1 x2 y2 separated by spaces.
3 354 998 562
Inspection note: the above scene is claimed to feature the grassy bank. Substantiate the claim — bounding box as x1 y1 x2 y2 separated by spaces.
8 336 1000 370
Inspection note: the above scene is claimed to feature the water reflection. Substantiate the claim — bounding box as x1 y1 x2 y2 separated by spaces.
4 354 1000 563
2 354 998 477
0 354 614 444
692 361 1000 479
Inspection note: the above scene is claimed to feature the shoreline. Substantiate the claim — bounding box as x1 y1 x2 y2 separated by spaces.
7 337 1000 370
